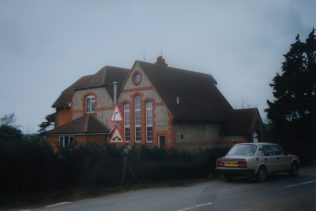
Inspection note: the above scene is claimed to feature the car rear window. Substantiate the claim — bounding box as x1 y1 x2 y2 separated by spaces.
227 144 257 156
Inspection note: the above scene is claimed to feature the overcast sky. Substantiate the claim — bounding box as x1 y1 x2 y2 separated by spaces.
0 0 315 133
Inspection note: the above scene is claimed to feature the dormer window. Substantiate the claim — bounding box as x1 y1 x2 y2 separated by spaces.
85 95 95 113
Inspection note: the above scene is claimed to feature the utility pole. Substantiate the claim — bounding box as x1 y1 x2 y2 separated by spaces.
113 81 118 106
113 81 127 185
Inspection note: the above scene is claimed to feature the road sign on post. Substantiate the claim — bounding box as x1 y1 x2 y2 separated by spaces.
110 106 123 122
110 127 123 143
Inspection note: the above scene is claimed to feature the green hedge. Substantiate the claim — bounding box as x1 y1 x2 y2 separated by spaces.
0 139 229 193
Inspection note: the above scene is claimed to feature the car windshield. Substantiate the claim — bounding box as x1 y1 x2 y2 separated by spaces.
227 144 257 156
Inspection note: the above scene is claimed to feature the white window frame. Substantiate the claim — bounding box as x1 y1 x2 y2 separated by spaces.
124 103 130 142
85 95 95 113
134 96 141 143
59 135 74 149
146 102 153 143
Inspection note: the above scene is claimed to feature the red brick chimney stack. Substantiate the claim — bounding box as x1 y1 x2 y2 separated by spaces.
156 56 167 66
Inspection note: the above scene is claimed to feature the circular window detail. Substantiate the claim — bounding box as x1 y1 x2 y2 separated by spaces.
132 72 142 85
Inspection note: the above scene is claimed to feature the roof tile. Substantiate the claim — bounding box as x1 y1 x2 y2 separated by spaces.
46 114 109 134
138 61 233 122
52 66 129 108
222 108 262 135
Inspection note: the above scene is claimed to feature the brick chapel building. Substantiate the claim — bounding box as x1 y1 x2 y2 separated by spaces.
46 57 265 151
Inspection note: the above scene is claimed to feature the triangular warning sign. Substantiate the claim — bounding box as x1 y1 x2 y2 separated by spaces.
110 127 124 143
110 106 123 122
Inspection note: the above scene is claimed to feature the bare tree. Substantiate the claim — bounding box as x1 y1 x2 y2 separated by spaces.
0 113 16 126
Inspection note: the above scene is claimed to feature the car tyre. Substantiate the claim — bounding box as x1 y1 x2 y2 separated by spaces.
256 166 267 182
289 162 299 177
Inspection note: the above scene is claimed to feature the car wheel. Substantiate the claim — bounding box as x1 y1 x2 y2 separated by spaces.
256 166 267 182
289 162 299 177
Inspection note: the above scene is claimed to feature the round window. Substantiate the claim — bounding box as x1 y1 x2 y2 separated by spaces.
133 72 142 85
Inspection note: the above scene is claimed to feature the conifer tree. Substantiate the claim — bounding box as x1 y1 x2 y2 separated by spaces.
38 112 55 133
266 29 315 156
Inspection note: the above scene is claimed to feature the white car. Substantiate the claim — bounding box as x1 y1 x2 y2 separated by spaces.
216 143 300 181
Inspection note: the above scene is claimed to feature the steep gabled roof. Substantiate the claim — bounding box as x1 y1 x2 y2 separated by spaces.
46 114 109 135
222 108 263 136
76 66 129 100
104 66 130 101
52 75 91 108
52 66 129 108
137 61 233 122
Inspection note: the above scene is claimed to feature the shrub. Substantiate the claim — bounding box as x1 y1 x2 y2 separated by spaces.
0 138 56 193
0 125 23 141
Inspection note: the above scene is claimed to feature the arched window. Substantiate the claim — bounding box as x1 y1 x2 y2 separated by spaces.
146 102 153 143
123 103 130 142
85 95 95 113
134 96 141 143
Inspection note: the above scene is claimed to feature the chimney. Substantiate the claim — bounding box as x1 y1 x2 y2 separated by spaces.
113 81 118 106
156 56 168 66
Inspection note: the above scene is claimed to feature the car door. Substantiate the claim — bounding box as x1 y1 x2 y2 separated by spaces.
262 145 278 172
270 144 291 171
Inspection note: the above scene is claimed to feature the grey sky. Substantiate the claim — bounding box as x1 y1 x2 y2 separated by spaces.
0 0 315 133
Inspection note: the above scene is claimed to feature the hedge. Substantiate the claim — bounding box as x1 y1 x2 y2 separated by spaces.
0 139 229 193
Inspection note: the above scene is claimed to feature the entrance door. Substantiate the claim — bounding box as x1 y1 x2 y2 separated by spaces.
158 135 166 149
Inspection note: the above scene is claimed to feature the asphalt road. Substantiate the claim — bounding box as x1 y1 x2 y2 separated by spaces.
20 166 316 211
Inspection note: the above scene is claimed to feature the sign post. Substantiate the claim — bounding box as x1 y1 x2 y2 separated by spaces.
110 106 123 122
109 105 123 143
109 127 123 143
110 81 137 185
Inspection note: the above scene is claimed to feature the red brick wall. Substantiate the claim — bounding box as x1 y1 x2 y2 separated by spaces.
118 90 174 148
47 135 59 153
56 108 72 127
75 135 107 145
118 65 174 148
47 134 108 153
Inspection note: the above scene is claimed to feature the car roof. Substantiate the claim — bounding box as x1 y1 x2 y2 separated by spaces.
235 142 278 146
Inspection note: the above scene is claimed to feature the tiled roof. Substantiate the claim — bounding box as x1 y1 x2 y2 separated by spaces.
52 75 91 108
52 66 129 108
137 61 233 123
46 114 109 135
222 108 263 136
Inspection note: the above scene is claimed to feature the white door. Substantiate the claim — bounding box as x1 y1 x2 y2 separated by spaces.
158 135 166 149
253 132 259 143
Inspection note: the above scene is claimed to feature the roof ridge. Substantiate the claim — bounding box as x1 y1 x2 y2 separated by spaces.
137 61 217 84
90 114 107 126
137 60 214 76
106 65 130 70
84 114 90 132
